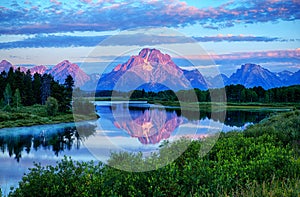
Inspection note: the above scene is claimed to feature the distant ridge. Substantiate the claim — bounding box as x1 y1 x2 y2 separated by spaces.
0 60 13 73
227 63 283 89
0 60 89 87
47 60 90 87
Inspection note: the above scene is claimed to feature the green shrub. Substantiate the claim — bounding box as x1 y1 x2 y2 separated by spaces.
2 104 12 112
45 97 58 116
10 157 104 197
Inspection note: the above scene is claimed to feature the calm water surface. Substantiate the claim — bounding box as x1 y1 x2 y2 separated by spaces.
0 101 289 194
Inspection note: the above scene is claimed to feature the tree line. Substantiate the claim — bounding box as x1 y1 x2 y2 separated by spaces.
96 84 300 103
0 67 74 113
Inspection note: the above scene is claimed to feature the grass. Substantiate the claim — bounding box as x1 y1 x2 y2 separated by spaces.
93 95 300 113
147 100 298 112
0 104 97 129
224 178 300 197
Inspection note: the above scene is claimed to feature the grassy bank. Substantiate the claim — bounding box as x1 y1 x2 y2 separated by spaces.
7 110 300 196
95 96 300 110
149 100 299 112
0 105 97 129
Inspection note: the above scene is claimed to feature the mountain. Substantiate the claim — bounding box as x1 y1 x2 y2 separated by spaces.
227 63 283 89
208 74 229 88
81 73 101 91
277 70 294 81
47 60 90 87
97 48 208 92
287 70 300 86
0 60 14 72
0 60 32 73
0 59 90 87
30 65 48 75
219 74 229 85
0 60 47 75
183 69 209 90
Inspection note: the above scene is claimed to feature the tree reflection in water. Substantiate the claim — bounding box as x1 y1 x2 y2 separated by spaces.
0 123 96 162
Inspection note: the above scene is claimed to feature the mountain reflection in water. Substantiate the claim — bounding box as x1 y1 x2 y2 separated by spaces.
96 102 283 145
114 108 183 144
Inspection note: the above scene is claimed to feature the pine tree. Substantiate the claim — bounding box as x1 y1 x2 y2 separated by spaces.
64 75 74 94
32 73 42 104
4 83 12 106
63 75 74 112
7 67 14 90
241 89 246 102
13 88 22 109
51 80 66 112
0 71 6 100
14 68 25 99
14 68 24 86
23 70 34 106
41 74 52 105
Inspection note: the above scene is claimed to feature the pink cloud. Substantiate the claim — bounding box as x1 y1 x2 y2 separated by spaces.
1 0 299 34
50 0 62 5
184 49 300 61
80 0 93 3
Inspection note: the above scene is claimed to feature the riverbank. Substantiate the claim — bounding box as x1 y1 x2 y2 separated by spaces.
95 96 299 109
0 104 97 129
151 100 299 111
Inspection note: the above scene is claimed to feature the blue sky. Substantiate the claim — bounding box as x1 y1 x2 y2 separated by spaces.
0 0 299 76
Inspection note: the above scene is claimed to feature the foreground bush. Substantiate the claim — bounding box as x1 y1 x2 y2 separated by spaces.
45 97 59 116
9 111 300 196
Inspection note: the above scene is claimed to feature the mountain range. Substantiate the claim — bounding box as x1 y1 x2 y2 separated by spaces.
1 48 299 91
96 48 299 91
0 59 92 87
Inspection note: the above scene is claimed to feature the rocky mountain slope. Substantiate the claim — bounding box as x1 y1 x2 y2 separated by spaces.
97 48 208 92
227 63 283 89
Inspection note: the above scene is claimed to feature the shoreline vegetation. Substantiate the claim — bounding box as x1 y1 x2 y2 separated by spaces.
6 110 300 196
93 84 300 111
0 104 97 129
95 97 299 109
0 68 98 129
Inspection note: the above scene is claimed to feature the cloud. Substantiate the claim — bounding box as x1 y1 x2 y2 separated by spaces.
193 34 286 42
177 49 300 75
185 49 300 62
0 34 289 49
0 0 299 34
0 35 107 48
50 0 62 5
80 0 93 3
179 49 300 74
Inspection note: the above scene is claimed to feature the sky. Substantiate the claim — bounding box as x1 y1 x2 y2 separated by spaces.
0 0 299 76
